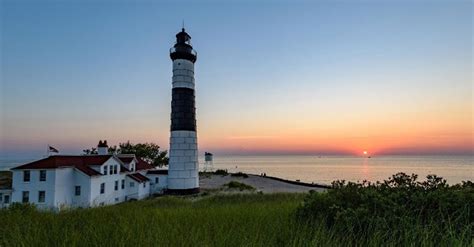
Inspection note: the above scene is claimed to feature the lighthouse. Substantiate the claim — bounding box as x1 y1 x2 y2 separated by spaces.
167 28 199 194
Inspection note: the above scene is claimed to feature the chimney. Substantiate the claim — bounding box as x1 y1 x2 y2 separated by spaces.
97 140 108 155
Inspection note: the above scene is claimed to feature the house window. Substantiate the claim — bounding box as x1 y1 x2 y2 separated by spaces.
22 191 29 203
100 183 105 194
38 191 45 203
0 193 2 202
103 166 108 175
115 197 119 202
4 195 10 204
114 180 118 191
113 166 117 174
130 182 135 187
143 183 146 188
155 177 159 184
23 171 30 182
121 179 125 189
75 186 81 196
39 170 47 181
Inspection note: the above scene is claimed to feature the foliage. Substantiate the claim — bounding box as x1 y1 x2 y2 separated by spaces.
82 141 168 167
114 141 169 167
82 148 98 155
224 181 255 191
214 169 229 176
231 172 249 178
296 172 473 246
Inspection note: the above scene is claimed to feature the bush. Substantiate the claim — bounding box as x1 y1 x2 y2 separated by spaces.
231 172 249 178
224 181 255 191
296 173 473 246
214 169 228 176
6 202 37 213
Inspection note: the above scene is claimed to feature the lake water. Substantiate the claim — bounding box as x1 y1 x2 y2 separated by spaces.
1 155 472 185
200 155 473 185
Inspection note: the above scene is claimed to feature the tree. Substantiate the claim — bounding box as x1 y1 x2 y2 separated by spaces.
82 148 98 155
116 141 169 167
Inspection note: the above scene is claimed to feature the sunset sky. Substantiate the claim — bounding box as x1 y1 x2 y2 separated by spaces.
1 0 472 157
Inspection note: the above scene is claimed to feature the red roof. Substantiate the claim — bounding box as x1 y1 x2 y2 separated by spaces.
11 155 113 176
127 173 150 183
118 157 134 164
136 158 154 171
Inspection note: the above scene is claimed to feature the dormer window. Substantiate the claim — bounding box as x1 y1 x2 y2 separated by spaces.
103 166 108 175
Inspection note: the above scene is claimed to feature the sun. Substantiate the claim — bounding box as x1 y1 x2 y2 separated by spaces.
363 151 368 155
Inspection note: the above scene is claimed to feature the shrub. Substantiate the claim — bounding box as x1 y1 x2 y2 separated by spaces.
214 169 229 176
224 181 255 191
296 173 473 245
231 172 249 178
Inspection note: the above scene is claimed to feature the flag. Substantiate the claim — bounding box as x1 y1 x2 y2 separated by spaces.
49 146 59 153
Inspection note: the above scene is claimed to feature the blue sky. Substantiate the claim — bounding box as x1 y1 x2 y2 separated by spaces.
1 0 472 157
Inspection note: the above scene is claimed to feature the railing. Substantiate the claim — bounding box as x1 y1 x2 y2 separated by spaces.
170 47 197 56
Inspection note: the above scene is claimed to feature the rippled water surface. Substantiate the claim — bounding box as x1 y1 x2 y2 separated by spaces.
200 155 473 185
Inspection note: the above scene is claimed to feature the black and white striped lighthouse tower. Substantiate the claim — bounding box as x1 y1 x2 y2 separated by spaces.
168 28 199 194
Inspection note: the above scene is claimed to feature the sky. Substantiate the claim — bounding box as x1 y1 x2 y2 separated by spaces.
1 0 472 157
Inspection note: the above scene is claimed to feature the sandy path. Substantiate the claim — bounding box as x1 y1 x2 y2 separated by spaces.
200 174 327 193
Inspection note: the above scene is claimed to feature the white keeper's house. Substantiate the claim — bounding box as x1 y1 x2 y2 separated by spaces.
6 141 169 210
1 27 204 209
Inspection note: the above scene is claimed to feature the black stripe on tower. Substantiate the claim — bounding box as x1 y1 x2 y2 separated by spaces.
171 88 196 131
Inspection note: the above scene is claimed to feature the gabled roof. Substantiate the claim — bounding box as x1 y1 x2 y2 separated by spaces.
118 157 135 164
127 173 150 183
147 170 168 175
11 155 114 176
136 158 155 171
120 165 130 173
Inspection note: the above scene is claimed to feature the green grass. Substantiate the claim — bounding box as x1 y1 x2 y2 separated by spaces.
1 194 313 247
0 173 472 246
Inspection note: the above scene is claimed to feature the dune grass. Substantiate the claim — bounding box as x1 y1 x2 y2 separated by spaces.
0 194 313 246
0 174 472 246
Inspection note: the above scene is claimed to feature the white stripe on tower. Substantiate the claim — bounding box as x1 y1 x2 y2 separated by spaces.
172 59 195 89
